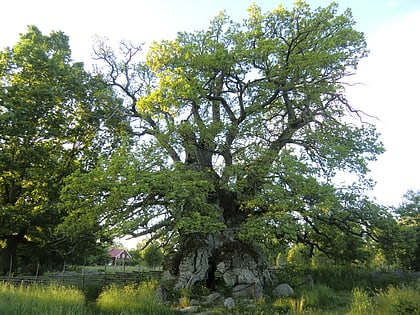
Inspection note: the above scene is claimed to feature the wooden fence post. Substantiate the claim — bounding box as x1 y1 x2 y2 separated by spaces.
62 261 66 283
8 254 13 279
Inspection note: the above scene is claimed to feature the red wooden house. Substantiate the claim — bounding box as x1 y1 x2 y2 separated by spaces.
108 248 132 265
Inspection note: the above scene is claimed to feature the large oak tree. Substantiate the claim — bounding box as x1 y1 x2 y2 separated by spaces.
63 2 384 289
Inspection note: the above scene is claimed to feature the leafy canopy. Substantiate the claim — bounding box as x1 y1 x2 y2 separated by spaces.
63 2 384 258
0 26 127 270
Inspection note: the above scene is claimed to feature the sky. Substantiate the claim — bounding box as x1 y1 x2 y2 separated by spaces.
1 0 419 212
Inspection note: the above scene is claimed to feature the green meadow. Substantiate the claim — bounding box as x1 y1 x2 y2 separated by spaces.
0 281 177 315
1 268 419 315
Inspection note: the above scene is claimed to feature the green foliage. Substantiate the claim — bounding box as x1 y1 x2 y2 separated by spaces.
58 141 141 240
196 279 420 314
393 190 420 270
0 25 127 273
295 265 417 292
89 1 386 266
286 244 311 268
141 243 164 269
272 283 349 313
374 190 420 270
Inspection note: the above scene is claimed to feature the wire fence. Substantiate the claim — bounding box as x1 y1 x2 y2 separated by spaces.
0 270 163 287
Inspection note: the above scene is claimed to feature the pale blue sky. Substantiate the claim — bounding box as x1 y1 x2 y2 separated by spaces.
1 0 420 208
2 1 420 59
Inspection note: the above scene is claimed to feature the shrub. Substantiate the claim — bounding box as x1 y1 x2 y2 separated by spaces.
141 243 164 269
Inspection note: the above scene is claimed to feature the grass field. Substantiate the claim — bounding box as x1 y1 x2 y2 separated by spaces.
0 281 178 315
75 264 152 273
1 267 419 314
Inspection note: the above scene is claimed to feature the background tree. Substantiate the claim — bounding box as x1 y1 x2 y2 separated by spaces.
128 242 143 264
0 26 127 274
63 2 385 289
141 242 164 270
391 190 420 270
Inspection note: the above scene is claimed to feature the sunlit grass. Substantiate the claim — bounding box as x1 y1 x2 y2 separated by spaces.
0 282 86 315
96 281 177 314
0 275 418 315
270 281 420 315
347 287 371 315
371 284 420 315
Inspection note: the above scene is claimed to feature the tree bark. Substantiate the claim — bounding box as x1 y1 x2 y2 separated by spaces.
163 231 272 293
0 235 20 275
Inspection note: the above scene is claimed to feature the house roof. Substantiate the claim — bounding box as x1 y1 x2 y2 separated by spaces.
108 248 131 259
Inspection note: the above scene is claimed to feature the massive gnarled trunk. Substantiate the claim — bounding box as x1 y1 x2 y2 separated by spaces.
163 185 272 292
163 231 272 293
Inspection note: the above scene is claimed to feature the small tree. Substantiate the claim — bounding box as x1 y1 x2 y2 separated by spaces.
141 243 164 269
394 190 420 270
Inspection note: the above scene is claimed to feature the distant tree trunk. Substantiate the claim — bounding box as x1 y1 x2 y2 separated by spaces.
0 235 20 275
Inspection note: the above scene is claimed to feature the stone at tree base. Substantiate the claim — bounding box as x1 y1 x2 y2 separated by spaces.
178 305 200 313
206 292 221 303
232 284 253 297
155 284 167 301
189 298 201 306
232 281 263 298
161 269 177 284
272 283 294 297
224 297 235 309
305 274 314 288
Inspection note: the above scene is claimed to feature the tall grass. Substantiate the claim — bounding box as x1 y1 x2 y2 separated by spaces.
0 281 178 315
1 272 418 315
358 284 420 315
347 287 371 315
0 282 86 315
271 281 420 315
96 282 178 314
343 283 420 315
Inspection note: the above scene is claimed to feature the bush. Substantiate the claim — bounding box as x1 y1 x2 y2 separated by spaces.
141 243 164 269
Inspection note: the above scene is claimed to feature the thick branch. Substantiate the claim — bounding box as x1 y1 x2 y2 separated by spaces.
206 94 237 122
131 216 175 238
